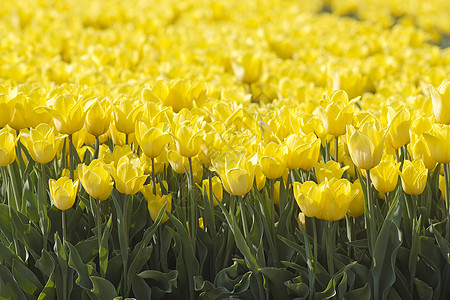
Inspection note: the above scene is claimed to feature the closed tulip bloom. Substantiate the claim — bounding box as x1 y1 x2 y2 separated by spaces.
167 149 189 174
258 142 287 179
231 53 262 84
84 98 111 137
0 127 17 166
197 176 223 206
78 159 113 201
285 133 321 170
165 79 193 113
135 122 170 158
0 94 15 128
346 122 386 170
294 178 357 221
347 180 364 218
399 159 428 195
409 134 436 171
141 181 172 223
429 80 450 124
49 177 79 210
21 123 65 164
110 156 148 195
370 157 400 193
314 160 349 183
386 108 411 149
46 94 85 135
439 175 446 201
212 151 255 196
319 90 357 137
171 121 204 158
113 98 142 134
423 124 450 164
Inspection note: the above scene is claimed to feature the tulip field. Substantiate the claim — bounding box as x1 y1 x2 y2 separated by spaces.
1 0 450 299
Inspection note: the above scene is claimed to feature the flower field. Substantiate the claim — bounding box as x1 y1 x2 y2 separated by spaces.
1 0 450 299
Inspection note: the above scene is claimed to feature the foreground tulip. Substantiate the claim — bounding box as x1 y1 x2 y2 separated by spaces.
314 160 349 183
84 98 111 137
370 157 400 194
197 176 223 206
346 122 386 170
49 177 79 210
135 122 170 158
21 123 65 164
110 156 148 195
429 80 450 125
347 180 364 218
399 159 428 195
141 181 172 223
293 178 357 221
171 121 204 158
285 133 321 170
78 159 114 201
386 108 411 149
46 94 85 134
113 98 142 134
423 124 450 164
0 127 17 166
319 90 357 137
258 142 287 179
409 134 437 171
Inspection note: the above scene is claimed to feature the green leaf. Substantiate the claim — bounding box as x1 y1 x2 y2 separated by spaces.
99 214 113 277
37 272 56 300
10 209 42 257
431 224 450 264
0 265 27 300
12 259 43 296
90 276 118 300
344 283 370 300
67 242 94 291
0 204 13 241
0 242 19 266
260 267 295 299
131 277 151 300
138 270 178 293
414 278 432 300
35 249 56 278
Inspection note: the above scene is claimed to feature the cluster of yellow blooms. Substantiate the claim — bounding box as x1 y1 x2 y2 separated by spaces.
0 0 450 223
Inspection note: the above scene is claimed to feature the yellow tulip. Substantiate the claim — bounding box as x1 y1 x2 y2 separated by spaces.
110 156 148 195
46 94 85 135
197 176 223 206
164 79 193 113
84 98 111 137
0 94 15 128
386 107 411 149
141 181 172 223
135 122 170 159
294 178 357 221
258 142 287 179
346 122 386 170
0 127 17 167
409 134 437 171
429 80 450 124
370 157 400 194
212 151 255 196
318 90 357 137
347 179 364 218
399 159 428 195
78 159 114 201
314 160 349 183
231 53 262 84
423 124 450 164
171 121 204 158
285 133 321 170
167 149 189 174
49 177 79 211
297 212 306 231
113 97 142 134
439 175 446 201
21 123 65 164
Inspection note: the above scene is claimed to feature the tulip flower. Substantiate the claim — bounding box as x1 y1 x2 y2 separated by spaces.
423 124 450 164
78 159 114 201
285 133 321 170
164 79 193 113
345 122 386 170
0 127 17 166
212 151 255 196
49 177 79 210
21 123 65 164
110 156 148 195
46 94 85 135
398 159 428 195
370 157 400 194
171 121 204 158
84 98 111 137
318 90 357 137
439 175 447 201
231 53 262 84
347 180 364 217
113 98 142 134
429 80 450 124
0 94 15 128
197 176 223 206
141 181 172 223
409 134 436 171
135 122 170 159
314 160 349 183
385 107 411 149
258 142 287 179
294 178 357 221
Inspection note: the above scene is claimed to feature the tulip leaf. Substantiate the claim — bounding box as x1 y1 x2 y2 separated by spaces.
344 283 370 300
0 242 19 266
90 276 118 299
35 249 56 278
67 242 94 291
0 204 13 241
431 224 450 264
0 265 27 300
138 270 178 293
12 259 43 296
259 267 295 299
99 214 113 277
132 277 152 300
414 278 432 300
37 272 56 300
10 209 42 258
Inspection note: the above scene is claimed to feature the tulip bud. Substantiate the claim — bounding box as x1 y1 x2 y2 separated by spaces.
49 177 79 210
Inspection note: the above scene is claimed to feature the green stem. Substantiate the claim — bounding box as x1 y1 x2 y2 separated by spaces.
40 163 48 251
15 130 24 172
125 133 128 145
151 157 157 195
239 196 248 239
2 167 19 254
94 136 100 160
122 194 129 296
312 217 317 294
249 83 253 103
62 210 66 243
326 221 335 277
96 198 103 275
334 136 339 162
366 169 375 256
68 134 74 180
445 164 450 240
187 157 196 254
